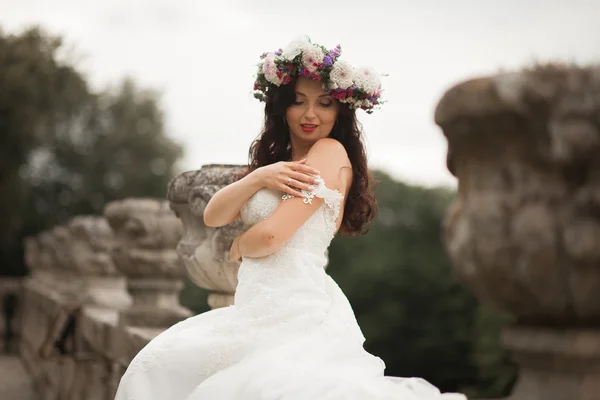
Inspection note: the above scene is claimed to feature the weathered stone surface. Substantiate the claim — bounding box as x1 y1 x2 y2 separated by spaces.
436 64 600 325
37 230 59 273
24 218 132 309
0 355 37 400
104 198 191 326
167 165 247 308
105 198 184 278
502 326 600 400
23 236 40 275
67 216 117 276
18 276 161 400
65 216 132 309
19 279 79 400
28 229 73 292
436 64 600 400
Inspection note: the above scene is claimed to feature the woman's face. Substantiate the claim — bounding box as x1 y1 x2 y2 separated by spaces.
285 77 339 144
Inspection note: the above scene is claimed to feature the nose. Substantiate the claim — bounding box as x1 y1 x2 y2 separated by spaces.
303 103 317 120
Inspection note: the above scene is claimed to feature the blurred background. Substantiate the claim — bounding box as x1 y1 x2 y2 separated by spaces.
1 0 599 398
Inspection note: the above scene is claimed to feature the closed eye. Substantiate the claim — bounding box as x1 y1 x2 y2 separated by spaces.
292 101 332 107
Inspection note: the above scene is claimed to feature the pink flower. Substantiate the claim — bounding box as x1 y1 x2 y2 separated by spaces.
262 53 282 85
330 90 347 100
301 45 325 73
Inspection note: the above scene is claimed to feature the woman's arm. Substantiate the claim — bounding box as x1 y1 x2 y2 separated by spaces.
204 160 322 228
203 171 264 227
236 138 351 258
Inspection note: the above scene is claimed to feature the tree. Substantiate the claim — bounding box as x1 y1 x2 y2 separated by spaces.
26 78 183 224
0 26 183 276
0 27 89 274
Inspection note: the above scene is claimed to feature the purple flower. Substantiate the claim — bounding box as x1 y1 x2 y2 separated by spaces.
328 49 340 58
275 48 283 56
323 56 333 67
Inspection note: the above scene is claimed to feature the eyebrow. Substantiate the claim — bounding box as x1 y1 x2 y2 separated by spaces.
295 91 331 98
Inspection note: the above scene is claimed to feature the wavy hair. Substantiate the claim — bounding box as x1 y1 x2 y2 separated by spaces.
244 78 378 236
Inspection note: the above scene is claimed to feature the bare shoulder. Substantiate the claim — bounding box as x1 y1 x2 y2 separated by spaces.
308 137 347 158
307 138 353 192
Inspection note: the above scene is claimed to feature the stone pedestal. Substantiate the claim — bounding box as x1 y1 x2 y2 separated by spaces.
435 64 600 399
167 164 247 309
104 198 191 327
502 326 600 400
118 279 187 327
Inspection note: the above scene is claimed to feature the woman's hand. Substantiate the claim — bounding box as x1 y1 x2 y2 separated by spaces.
229 235 243 263
252 159 320 197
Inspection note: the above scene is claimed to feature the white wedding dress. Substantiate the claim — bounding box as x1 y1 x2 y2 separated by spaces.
114 176 467 400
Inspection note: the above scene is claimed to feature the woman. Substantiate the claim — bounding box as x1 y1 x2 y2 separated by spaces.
115 36 466 400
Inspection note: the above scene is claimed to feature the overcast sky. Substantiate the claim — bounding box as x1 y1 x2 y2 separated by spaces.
1 0 599 187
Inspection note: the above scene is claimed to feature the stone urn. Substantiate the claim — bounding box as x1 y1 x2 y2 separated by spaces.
104 198 191 327
435 64 600 400
167 164 247 309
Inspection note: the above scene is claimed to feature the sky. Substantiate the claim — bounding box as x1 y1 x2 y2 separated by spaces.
1 0 599 187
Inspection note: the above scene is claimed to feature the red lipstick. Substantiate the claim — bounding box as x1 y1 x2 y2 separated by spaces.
301 124 318 132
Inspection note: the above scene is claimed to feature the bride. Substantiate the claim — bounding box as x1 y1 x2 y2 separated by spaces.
114 36 466 400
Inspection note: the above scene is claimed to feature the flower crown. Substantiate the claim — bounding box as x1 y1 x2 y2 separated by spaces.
253 36 384 114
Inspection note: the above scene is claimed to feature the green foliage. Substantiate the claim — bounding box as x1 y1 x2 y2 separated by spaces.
0 27 88 254
464 305 517 398
0 26 183 276
180 279 211 315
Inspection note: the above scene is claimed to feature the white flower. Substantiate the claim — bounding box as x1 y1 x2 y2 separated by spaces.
281 36 311 61
261 53 282 85
329 60 354 90
301 44 324 72
353 67 381 94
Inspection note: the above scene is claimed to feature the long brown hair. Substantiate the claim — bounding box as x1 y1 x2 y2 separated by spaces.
246 77 377 236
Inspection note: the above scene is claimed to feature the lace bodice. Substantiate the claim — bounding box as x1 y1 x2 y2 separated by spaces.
240 175 343 256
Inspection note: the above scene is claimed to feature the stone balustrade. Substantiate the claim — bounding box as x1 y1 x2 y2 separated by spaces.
18 199 195 400
15 163 248 400
435 64 600 400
